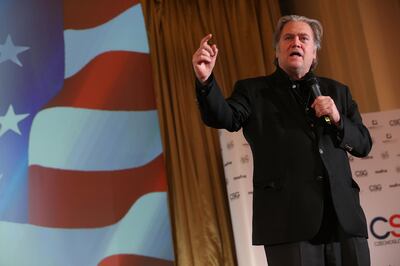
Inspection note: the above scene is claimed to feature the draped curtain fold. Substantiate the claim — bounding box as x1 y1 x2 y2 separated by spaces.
140 0 280 265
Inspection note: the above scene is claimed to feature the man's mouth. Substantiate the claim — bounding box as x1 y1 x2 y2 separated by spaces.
289 51 303 57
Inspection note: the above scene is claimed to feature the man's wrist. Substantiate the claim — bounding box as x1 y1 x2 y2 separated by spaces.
195 73 215 96
197 74 213 86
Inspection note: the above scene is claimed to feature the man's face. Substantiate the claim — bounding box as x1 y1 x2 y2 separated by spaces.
276 21 317 79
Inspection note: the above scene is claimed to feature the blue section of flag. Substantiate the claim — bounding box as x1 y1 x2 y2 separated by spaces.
0 0 64 222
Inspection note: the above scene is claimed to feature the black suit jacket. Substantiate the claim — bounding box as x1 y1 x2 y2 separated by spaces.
196 68 372 245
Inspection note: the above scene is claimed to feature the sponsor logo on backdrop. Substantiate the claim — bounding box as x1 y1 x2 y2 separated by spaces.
224 161 232 167
383 133 397 143
369 184 382 192
248 191 253 195
396 166 400 174
381 151 389 160
389 118 400 126
355 170 368 177
242 143 250 147
240 154 250 164
368 119 382 129
370 214 400 246
233 175 247 181
375 169 388 174
227 140 234 150
229 191 240 201
389 183 400 188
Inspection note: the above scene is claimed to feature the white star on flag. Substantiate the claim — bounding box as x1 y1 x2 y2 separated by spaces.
0 35 30 67
0 105 30 137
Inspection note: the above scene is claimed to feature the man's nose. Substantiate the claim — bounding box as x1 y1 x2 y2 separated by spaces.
291 36 301 47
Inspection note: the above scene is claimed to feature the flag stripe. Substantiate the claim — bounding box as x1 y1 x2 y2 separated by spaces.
46 51 155 111
63 0 139 30
28 108 162 171
28 155 166 227
64 4 149 78
0 192 174 266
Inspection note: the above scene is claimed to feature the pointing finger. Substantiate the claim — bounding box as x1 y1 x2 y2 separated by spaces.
200 34 213 47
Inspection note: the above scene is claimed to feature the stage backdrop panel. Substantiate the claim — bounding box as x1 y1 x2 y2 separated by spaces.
220 109 400 266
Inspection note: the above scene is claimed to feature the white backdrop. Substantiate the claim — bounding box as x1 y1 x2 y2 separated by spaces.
219 109 400 266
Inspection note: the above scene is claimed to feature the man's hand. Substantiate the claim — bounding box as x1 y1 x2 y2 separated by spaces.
311 96 341 125
192 34 218 84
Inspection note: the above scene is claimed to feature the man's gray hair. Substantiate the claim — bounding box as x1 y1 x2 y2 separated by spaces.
273 15 323 51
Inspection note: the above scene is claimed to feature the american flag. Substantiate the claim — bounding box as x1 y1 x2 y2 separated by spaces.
0 0 174 265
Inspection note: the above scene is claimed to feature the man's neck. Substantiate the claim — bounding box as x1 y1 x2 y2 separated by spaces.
280 66 308 80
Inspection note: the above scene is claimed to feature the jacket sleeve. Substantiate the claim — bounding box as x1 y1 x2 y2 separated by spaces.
195 74 252 132
336 86 372 157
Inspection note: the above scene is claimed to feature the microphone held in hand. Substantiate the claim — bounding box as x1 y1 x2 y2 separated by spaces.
308 76 331 125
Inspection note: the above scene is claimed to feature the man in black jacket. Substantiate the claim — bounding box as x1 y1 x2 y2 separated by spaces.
192 15 372 265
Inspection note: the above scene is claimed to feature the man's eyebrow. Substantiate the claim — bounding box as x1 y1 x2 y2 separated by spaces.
283 32 311 36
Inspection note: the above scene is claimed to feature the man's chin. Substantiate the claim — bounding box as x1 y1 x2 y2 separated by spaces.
287 61 303 69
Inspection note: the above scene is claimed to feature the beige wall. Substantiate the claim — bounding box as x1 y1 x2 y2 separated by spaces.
282 0 400 112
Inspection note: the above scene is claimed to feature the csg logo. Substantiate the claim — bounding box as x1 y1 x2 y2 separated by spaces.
389 118 400 126
229 191 240 201
370 214 400 240
369 184 382 192
355 170 368 177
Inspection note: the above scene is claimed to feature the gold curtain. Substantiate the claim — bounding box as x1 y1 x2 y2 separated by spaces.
140 0 281 265
281 0 400 112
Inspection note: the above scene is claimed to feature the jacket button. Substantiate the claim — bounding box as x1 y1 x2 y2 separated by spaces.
319 148 324 154
316 175 325 181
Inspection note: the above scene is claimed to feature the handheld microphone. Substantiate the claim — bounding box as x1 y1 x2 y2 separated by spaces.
308 77 331 125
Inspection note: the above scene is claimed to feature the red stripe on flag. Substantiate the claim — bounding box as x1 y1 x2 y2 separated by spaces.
63 0 140 30
46 52 156 111
28 155 167 228
98 254 173 266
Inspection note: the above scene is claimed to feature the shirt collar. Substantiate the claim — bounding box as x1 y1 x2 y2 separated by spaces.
274 66 315 87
